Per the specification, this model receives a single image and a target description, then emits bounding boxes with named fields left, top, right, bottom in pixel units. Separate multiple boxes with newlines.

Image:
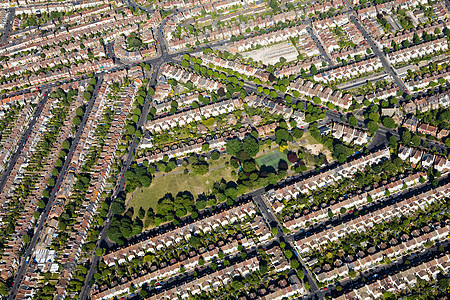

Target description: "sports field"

left=255, top=150, right=288, bottom=170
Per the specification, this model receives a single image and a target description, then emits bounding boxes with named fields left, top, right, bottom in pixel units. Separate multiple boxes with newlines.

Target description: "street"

left=4, top=0, right=448, bottom=299
left=1, top=8, right=15, bottom=44
left=0, top=91, right=49, bottom=194
left=341, top=0, right=408, bottom=93
left=9, top=75, right=105, bottom=300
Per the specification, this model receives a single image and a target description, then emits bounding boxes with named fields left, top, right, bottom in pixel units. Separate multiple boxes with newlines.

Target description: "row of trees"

left=124, top=164, right=152, bottom=193
left=107, top=194, right=144, bottom=245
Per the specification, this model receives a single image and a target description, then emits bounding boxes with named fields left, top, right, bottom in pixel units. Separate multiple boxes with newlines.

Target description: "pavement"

left=5, top=2, right=449, bottom=299
left=8, top=74, right=105, bottom=300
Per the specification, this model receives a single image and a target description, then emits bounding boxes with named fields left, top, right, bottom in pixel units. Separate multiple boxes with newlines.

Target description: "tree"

left=412, top=135, right=421, bottom=146
left=349, top=270, right=357, bottom=278
left=297, top=270, right=305, bottom=280
left=138, top=207, right=145, bottom=220
left=401, top=130, right=411, bottom=144
left=445, top=27, right=450, bottom=37
left=259, top=261, right=268, bottom=274
left=285, top=250, right=293, bottom=259
left=348, top=115, right=358, bottom=126
left=73, top=116, right=81, bottom=126
left=192, top=162, right=209, bottom=175
left=389, top=135, right=398, bottom=149
left=232, top=280, right=244, bottom=291
left=333, top=143, right=348, bottom=161
left=23, top=234, right=31, bottom=244
left=0, top=282, right=8, bottom=296
left=139, top=289, right=148, bottom=298
left=211, top=151, right=220, bottom=160
left=287, top=152, right=298, bottom=163
left=270, top=90, right=277, bottom=98
left=189, top=236, right=202, bottom=249
left=62, top=140, right=71, bottom=150
left=47, top=177, right=55, bottom=187
left=37, top=199, right=46, bottom=209
left=242, top=137, right=259, bottom=157
left=76, top=107, right=84, bottom=117
left=271, top=227, right=278, bottom=235
left=292, top=127, right=304, bottom=138
left=275, top=128, right=293, bottom=145
left=198, top=257, right=205, bottom=266
left=310, top=64, right=318, bottom=75
left=181, top=60, right=189, bottom=68
left=111, top=202, right=125, bottom=215
left=95, top=247, right=104, bottom=256
left=55, top=158, right=63, bottom=168
left=290, top=259, right=299, bottom=269
left=382, top=117, right=396, bottom=129
left=201, top=143, right=210, bottom=152
left=83, top=91, right=91, bottom=101
left=226, top=139, right=242, bottom=156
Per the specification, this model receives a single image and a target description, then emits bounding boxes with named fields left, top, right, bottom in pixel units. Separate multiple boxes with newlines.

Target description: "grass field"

left=126, top=155, right=236, bottom=214
left=255, top=150, right=288, bottom=170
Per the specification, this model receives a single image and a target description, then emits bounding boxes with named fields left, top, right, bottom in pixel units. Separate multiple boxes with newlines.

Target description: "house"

left=421, top=153, right=435, bottom=168
left=398, top=145, right=412, bottom=161
left=403, top=116, right=418, bottom=132
left=410, top=149, right=423, bottom=165
left=417, top=123, right=438, bottom=137
left=437, top=129, right=449, bottom=140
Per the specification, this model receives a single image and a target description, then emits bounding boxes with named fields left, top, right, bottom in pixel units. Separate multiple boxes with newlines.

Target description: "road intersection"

left=5, top=1, right=448, bottom=299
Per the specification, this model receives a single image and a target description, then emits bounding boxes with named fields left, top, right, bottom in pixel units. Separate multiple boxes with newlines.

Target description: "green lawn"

left=255, top=150, right=288, bottom=170
left=126, top=156, right=236, bottom=213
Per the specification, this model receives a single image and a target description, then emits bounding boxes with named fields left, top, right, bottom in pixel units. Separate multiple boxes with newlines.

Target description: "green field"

left=255, top=150, right=288, bottom=170
left=126, top=156, right=236, bottom=214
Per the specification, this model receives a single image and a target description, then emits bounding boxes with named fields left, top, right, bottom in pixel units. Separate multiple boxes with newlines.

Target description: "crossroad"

left=5, top=1, right=446, bottom=299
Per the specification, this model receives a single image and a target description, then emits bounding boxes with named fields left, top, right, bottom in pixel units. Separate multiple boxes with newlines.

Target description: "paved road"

left=306, top=25, right=334, bottom=67
left=78, top=68, right=160, bottom=300
left=8, top=1, right=443, bottom=298
left=78, top=12, right=167, bottom=296
left=252, top=192, right=323, bottom=298
left=341, top=1, right=408, bottom=93
left=0, top=91, right=49, bottom=194
left=8, top=74, right=105, bottom=299
left=1, top=8, right=15, bottom=43
left=281, top=174, right=450, bottom=300
left=336, top=69, right=388, bottom=90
